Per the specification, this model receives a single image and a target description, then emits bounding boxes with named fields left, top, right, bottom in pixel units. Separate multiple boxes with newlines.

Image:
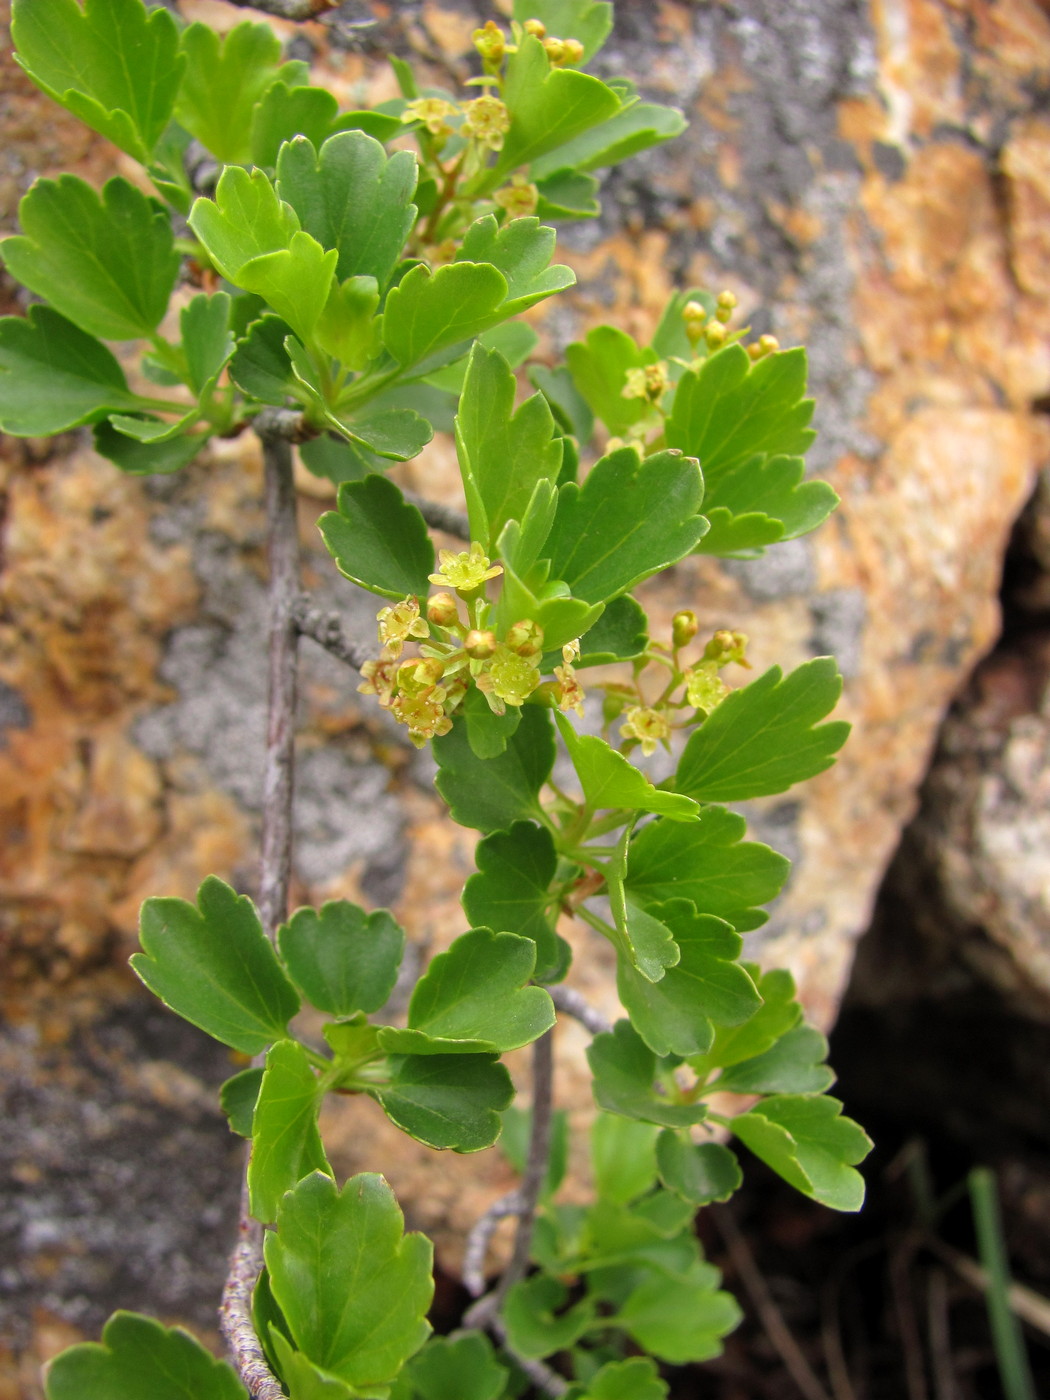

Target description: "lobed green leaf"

left=462, top=821, right=564, bottom=983
left=434, top=704, right=556, bottom=834
left=655, top=1132, right=742, bottom=1205
left=265, top=1172, right=433, bottom=1388
left=319, top=475, right=434, bottom=600
left=130, top=875, right=299, bottom=1054
left=588, top=1020, right=709, bottom=1128
left=731, top=1095, right=872, bottom=1212
left=248, top=1039, right=331, bottom=1224
left=43, top=1311, right=245, bottom=1400
left=279, top=901, right=404, bottom=1018
left=674, top=658, right=849, bottom=803
left=373, top=1053, right=513, bottom=1152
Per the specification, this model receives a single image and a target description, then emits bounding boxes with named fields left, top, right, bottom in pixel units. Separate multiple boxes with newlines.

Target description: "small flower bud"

left=562, top=38, right=585, bottom=63
left=705, top=322, right=727, bottom=349
left=715, top=289, right=737, bottom=324
left=682, top=299, right=708, bottom=346
left=758, top=333, right=780, bottom=357
left=427, top=592, right=460, bottom=627
left=703, top=629, right=749, bottom=667
left=398, top=656, right=445, bottom=693
left=464, top=628, right=497, bottom=660
left=473, top=20, right=507, bottom=67
left=524, top=18, right=546, bottom=37
left=672, top=609, right=698, bottom=648
left=622, top=361, right=671, bottom=403
left=504, top=618, right=545, bottom=658
left=543, top=36, right=568, bottom=64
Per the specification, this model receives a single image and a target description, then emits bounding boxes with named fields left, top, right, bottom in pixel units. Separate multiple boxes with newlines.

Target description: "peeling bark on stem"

left=219, top=431, right=301, bottom=1398
left=224, top=0, right=342, bottom=18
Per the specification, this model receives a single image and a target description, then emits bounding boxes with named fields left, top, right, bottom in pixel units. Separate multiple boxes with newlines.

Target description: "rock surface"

left=2, top=0, right=1050, bottom=1382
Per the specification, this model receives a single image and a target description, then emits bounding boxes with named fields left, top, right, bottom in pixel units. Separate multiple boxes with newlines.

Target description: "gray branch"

left=462, top=1191, right=523, bottom=1299
left=403, top=490, right=470, bottom=540
left=491, top=1316, right=568, bottom=1398
left=223, top=0, right=342, bottom=18
left=293, top=593, right=370, bottom=670
left=219, top=430, right=302, bottom=1396
left=465, top=1030, right=555, bottom=1329
left=545, top=984, right=612, bottom=1037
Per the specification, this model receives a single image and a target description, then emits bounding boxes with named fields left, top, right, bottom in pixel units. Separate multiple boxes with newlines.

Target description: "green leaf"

left=43, top=1311, right=246, bottom=1400
left=690, top=965, right=803, bottom=1074
left=617, top=901, right=761, bottom=1059
left=511, top=0, right=613, bottom=63
left=493, top=558, right=603, bottom=656
left=564, top=326, right=650, bottom=438
left=460, top=685, right=522, bottom=761
left=544, top=448, right=707, bottom=603
left=603, top=866, right=680, bottom=983
left=455, top=342, right=562, bottom=548
left=731, top=1095, right=872, bottom=1212
left=299, top=433, right=381, bottom=485
left=591, top=1113, right=659, bottom=1204
left=189, top=166, right=298, bottom=277
left=717, top=1025, right=836, bottom=1096
left=675, top=659, right=849, bottom=802
left=625, top=806, right=790, bottom=934
left=503, top=1276, right=596, bottom=1359
left=130, top=876, right=300, bottom=1054
left=495, top=35, right=621, bottom=176
left=697, top=454, right=839, bottom=558
left=456, top=216, right=574, bottom=319
left=177, top=21, right=306, bottom=166
left=572, top=594, right=647, bottom=667
left=12, top=0, right=183, bottom=164
left=221, top=1067, right=264, bottom=1139
left=228, top=316, right=297, bottom=406
left=616, top=1260, right=742, bottom=1363
left=535, top=170, right=601, bottom=222
left=578, top=1358, right=668, bottom=1400
left=530, top=362, right=595, bottom=442
left=426, top=320, right=539, bottom=397
left=336, top=407, right=432, bottom=462
left=666, top=345, right=816, bottom=491
left=234, top=234, right=337, bottom=345
left=381, top=262, right=508, bottom=371
left=277, top=132, right=418, bottom=290
left=532, top=101, right=686, bottom=178
left=651, top=287, right=711, bottom=362
left=279, top=901, right=404, bottom=1018
left=588, top=1021, right=708, bottom=1128
left=2, top=175, right=179, bottom=340
left=462, top=821, right=563, bottom=983
left=554, top=714, right=698, bottom=821
left=655, top=1132, right=741, bottom=1205
left=94, top=422, right=208, bottom=476
left=182, top=293, right=234, bottom=396
left=374, top=1053, right=513, bottom=1152
left=379, top=928, right=554, bottom=1055
left=0, top=307, right=140, bottom=435
left=314, top=274, right=381, bottom=369
left=266, top=1172, right=433, bottom=1387
left=248, top=1040, right=331, bottom=1224
left=319, top=475, right=434, bottom=600
left=251, top=84, right=340, bottom=169
left=403, top=1333, right=509, bottom=1400
left=269, top=1335, right=355, bottom=1400
left=434, top=705, right=555, bottom=834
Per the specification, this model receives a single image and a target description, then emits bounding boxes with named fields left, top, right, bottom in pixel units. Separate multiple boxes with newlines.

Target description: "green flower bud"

left=672, top=609, right=698, bottom=648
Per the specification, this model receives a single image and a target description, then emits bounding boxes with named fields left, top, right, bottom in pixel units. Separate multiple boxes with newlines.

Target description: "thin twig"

left=924, top=1236, right=1050, bottom=1339
left=890, top=1236, right=930, bottom=1400
left=293, top=593, right=370, bottom=670
left=465, top=1030, right=555, bottom=1329
left=463, top=1192, right=523, bottom=1298
left=257, top=434, right=301, bottom=941
left=219, top=1183, right=286, bottom=1400
left=926, top=1267, right=957, bottom=1400
left=490, top=1315, right=569, bottom=1398
left=544, top=984, right=612, bottom=1037
left=713, top=1207, right=833, bottom=1400
left=403, top=490, right=470, bottom=540
left=219, top=429, right=302, bottom=1397
left=224, top=0, right=341, bottom=18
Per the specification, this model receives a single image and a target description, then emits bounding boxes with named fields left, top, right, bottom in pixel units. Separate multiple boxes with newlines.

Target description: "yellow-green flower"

left=461, top=95, right=511, bottom=151
left=621, top=704, right=671, bottom=756
left=429, top=542, right=503, bottom=593
left=402, top=97, right=457, bottom=138
left=478, top=644, right=541, bottom=711
left=392, top=687, right=453, bottom=747
left=686, top=661, right=729, bottom=714
left=555, top=661, right=585, bottom=717
left=622, top=361, right=670, bottom=403
left=494, top=175, right=539, bottom=218
left=376, top=597, right=429, bottom=657
left=357, top=656, right=398, bottom=707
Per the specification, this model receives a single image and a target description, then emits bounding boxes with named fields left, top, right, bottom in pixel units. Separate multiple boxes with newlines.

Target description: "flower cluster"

left=357, top=543, right=585, bottom=745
